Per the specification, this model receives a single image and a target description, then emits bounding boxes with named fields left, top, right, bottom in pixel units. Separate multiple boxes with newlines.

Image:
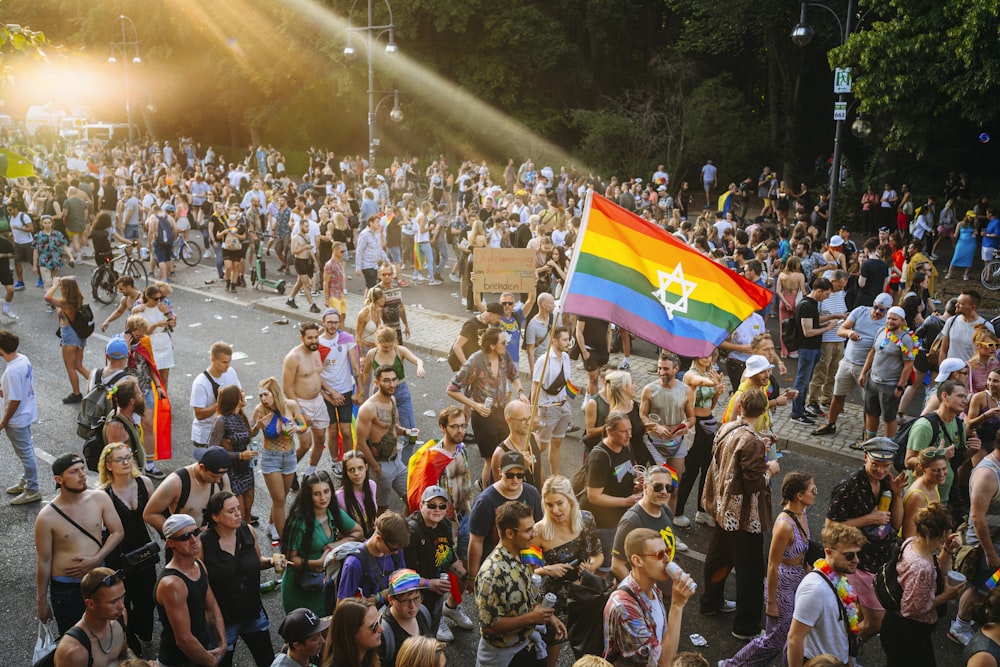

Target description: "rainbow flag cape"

left=133, top=336, right=171, bottom=461
left=565, top=379, right=580, bottom=399
left=406, top=439, right=453, bottom=513
left=520, top=545, right=544, bottom=567
left=335, top=402, right=359, bottom=459
left=559, top=193, right=772, bottom=357
left=987, top=568, right=1000, bottom=590
left=414, top=239, right=427, bottom=271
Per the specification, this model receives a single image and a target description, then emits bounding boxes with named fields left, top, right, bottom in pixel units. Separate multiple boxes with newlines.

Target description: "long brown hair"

left=60, top=277, right=84, bottom=316
left=322, top=598, right=380, bottom=667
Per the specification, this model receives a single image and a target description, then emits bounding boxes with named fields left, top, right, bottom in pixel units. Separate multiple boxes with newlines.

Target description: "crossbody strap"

left=50, top=503, right=103, bottom=548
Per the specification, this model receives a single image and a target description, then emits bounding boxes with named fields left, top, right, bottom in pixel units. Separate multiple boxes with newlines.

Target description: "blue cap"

left=106, top=337, right=129, bottom=360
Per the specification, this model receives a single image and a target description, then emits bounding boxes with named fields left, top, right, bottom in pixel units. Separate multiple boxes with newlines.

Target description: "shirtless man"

left=142, top=445, right=232, bottom=536
left=318, top=308, right=361, bottom=459
left=34, top=453, right=124, bottom=635
left=282, top=322, right=334, bottom=478
left=54, top=567, right=134, bottom=666
left=99, top=275, right=140, bottom=333
left=355, top=365, right=409, bottom=514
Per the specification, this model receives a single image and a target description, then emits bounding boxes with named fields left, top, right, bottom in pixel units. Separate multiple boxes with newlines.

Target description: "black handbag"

left=297, top=569, right=325, bottom=591
left=566, top=571, right=614, bottom=659
left=782, top=509, right=824, bottom=564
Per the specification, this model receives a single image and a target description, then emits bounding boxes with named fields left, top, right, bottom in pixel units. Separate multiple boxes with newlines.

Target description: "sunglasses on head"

left=83, top=568, right=125, bottom=599
left=504, top=471, right=525, bottom=480
left=169, top=528, right=201, bottom=542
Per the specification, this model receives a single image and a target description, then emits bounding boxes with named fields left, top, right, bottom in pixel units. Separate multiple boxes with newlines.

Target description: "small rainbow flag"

left=664, top=464, right=679, bottom=491
left=565, top=379, right=580, bottom=399
left=559, top=193, right=773, bottom=357
left=987, top=568, right=1000, bottom=590
left=520, top=545, right=544, bottom=568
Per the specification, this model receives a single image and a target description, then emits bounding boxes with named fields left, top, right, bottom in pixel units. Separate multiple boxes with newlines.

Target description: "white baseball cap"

left=935, top=358, right=967, bottom=383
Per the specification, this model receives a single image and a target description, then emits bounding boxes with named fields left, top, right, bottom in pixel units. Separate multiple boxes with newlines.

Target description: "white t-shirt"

left=318, top=332, right=357, bottom=393
left=533, top=350, right=571, bottom=405
left=729, top=313, right=766, bottom=362
left=945, top=315, right=993, bottom=363
left=792, top=571, right=850, bottom=664
left=189, top=367, right=241, bottom=444
left=2, top=354, right=37, bottom=428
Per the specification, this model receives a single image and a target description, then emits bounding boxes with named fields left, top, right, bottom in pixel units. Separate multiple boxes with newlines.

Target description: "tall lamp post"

left=109, top=14, right=141, bottom=143
left=344, top=0, right=402, bottom=169
left=791, top=0, right=860, bottom=239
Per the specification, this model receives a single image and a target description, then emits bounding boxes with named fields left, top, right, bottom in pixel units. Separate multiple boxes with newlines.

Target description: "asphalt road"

left=0, top=253, right=965, bottom=666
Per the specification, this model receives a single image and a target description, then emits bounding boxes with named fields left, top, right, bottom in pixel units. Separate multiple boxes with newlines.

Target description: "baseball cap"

left=887, top=306, right=906, bottom=320
left=194, top=446, right=230, bottom=474
left=935, top=358, right=967, bottom=383
left=862, top=437, right=897, bottom=462
left=829, top=235, right=844, bottom=247
left=278, top=608, right=331, bottom=645
left=52, top=452, right=85, bottom=476
left=873, top=293, right=894, bottom=308
left=105, top=336, right=129, bottom=360
left=162, top=513, right=197, bottom=539
left=743, top=354, right=774, bottom=378
left=421, top=485, right=450, bottom=503
left=163, top=204, right=176, bottom=213
left=388, top=569, right=428, bottom=597
left=500, top=450, right=526, bottom=473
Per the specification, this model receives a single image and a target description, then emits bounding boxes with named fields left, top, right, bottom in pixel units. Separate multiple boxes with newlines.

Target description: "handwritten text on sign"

left=473, top=248, right=536, bottom=293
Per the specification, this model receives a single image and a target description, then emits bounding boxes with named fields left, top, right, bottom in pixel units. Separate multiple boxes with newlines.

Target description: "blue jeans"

left=433, top=237, right=448, bottom=276
left=416, top=241, right=433, bottom=279
left=51, top=577, right=86, bottom=636
left=6, top=423, right=38, bottom=492
left=791, top=348, right=822, bottom=417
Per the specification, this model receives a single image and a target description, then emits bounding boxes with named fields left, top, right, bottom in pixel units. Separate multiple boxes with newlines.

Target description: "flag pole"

left=555, top=189, right=594, bottom=313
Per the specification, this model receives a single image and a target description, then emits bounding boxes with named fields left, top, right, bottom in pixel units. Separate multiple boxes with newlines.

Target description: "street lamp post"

left=109, top=14, right=141, bottom=143
left=345, top=0, right=401, bottom=169
left=791, top=0, right=855, bottom=239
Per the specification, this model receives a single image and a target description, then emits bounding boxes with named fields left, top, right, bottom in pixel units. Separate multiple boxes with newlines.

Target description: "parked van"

left=81, top=123, right=137, bottom=144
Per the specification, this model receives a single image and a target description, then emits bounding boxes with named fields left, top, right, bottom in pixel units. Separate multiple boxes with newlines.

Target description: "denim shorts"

left=59, top=324, right=86, bottom=349
left=386, top=246, right=402, bottom=264
left=260, top=448, right=296, bottom=475
left=225, top=608, right=269, bottom=650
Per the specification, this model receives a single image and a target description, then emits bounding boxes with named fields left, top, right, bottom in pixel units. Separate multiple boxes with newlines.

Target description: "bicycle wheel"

left=982, top=261, right=1000, bottom=291
left=125, top=258, right=149, bottom=289
left=179, top=240, right=202, bottom=266
left=91, top=266, right=117, bottom=304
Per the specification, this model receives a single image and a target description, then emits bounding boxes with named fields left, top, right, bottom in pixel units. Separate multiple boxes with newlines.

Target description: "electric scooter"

left=250, top=234, right=286, bottom=295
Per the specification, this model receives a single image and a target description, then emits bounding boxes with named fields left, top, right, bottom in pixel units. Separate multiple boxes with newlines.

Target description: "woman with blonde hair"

left=604, top=369, right=652, bottom=467
left=899, top=448, right=947, bottom=539
left=394, top=636, right=445, bottom=667
left=531, top=475, right=603, bottom=667
left=98, top=442, right=155, bottom=655
left=355, top=286, right=385, bottom=358
left=45, top=276, right=91, bottom=403
left=251, top=376, right=307, bottom=544
left=967, top=324, right=1000, bottom=394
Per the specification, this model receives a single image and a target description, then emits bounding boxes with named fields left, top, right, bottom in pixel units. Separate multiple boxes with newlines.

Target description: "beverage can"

left=484, top=397, right=494, bottom=411
left=540, top=593, right=557, bottom=609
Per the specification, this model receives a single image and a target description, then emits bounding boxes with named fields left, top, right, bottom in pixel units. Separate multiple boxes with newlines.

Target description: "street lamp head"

left=385, top=42, right=397, bottom=54
left=851, top=117, right=872, bottom=139
left=790, top=22, right=815, bottom=47
left=343, top=45, right=357, bottom=60
left=389, top=106, right=403, bottom=123
left=132, top=56, right=142, bottom=64
left=108, top=56, right=117, bottom=64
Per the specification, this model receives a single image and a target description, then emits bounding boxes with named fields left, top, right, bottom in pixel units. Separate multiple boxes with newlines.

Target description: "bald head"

left=537, top=292, right=555, bottom=312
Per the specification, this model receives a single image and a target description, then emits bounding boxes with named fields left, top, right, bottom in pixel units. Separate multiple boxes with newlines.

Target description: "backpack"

left=77, top=368, right=129, bottom=439
left=780, top=317, right=799, bottom=353
left=33, top=621, right=122, bottom=667
left=873, top=540, right=906, bottom=612
left=320, top=541, right=368, bottom=614
left=379, top=605, right=432, bottom=660
left=891, top=413, right=964, bottom=473
left=69, top=304, right=95, bottom=340
left=156, top=214, right=175, bottom=247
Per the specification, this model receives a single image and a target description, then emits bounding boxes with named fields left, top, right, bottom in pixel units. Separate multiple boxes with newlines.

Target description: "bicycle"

left=172, top=236, right=203, bottom=267
left=982, top=248, right=1000, bottom=291
left=91, top=242, right=150, bottom=304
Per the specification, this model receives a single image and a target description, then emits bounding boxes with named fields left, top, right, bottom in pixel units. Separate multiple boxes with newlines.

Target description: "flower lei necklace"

left=878, top=326, right=914, bottom=354
left=813, top=558, right=860, bottom=635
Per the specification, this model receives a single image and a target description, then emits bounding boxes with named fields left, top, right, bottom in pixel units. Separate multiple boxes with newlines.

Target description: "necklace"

left=813, top=558, right=860, bottom=635
left=83, top=618, right=113, bottom=654
left=113, top=480, right=137, bottom=510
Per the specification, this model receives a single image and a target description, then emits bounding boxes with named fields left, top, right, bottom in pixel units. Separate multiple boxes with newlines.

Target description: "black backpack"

left=156, top=214, right=175, bottom=247
left=874, top=540, right=905, bottom=612
left=780, top=317, right=799, bottom=353
left=891, top=413, right=964, bottom=473
left=69, top=304, right=95, bottom=340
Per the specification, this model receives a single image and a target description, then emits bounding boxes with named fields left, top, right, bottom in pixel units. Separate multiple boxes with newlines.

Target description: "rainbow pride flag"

left=565, top=379, right=580, bottom=399
left=520, top=545, right=544, bottom=567
left=987, top=568, right=1000, bottom=590
left=559, top=193, right=772, bottom=357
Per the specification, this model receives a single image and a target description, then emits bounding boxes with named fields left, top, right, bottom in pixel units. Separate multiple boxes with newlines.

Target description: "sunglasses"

left=501, top=301, right=514, bottom=306
left=642, top=549, right=670, bottom=561
left=983, top=342, right=1000, bottom=349
left=504, top=472, right=525, bottom=480
left=169, top=528, right=201, bottom=542
left=368, top=619, right=383, bottom=634
left=834, top=549, right=860, bottom=561
left=873, top=307, right=888, bottom=314
left=425, top=502, right=448, bottom=510
left=650, top=483, right=672, bottom=494
left=83, top=568, right=125, bottom=599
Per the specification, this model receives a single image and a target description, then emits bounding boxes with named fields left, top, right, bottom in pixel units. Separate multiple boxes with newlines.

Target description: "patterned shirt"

left=447, top=350, right=518, bottom=405
left=827, top=468, right=894, bottom=573
left=476, top=543, right=535, bottom=649
left=275, top=207, right=291, bottom=239
left=604, top=575, right=664, bottom=666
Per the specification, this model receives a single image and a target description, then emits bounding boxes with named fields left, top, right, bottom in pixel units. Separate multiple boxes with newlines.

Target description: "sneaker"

left=286, top=299, right=298, bottom=309
left=443, top=604, right=474, bottom=629
left=791, top=415, right=816, bottom=425
left=449, top=273, right=461, bottom=283
left=12, top=281, right=24, bottom=291
left=805, top=403, right=826, bottom=417
left=145, top=465, right=166, bottom=480
left=2, top=306, right=16, bottom=320
left=732, top=629, right=763, bottom=641
left=675, top=538, right=689, bottom=552
left=949, top=619, right=975, bottom=646
left=436, top=619, right=455, bottom=642
left=36, top=278, right=44, bottom=288
left=428, top=279, right=443, bottom=286
left=702, top=600, right=738, bottom=616
left=62, top=392, right=83, bottom=404
left=695, top=511, right=717, bottom=527
left=566, top=424, right=581, bottom=433
left=673, top=514, right=691, bottom=528
left=309, top=303, right=320, bottom=313
left=268, top=523, right=279, bottom=542
left=619, top=358, right=630, bottom=370
left=6, top=480, right=24, bottom=495
left=397, top=279, right=410, bottom=287
left=10, top=489, right=41, bottom=505
left=811, top=422, right=837, bottom=436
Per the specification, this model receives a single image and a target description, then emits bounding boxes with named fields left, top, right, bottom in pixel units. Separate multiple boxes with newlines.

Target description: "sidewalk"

left=243, top=288, right=868, bottom=468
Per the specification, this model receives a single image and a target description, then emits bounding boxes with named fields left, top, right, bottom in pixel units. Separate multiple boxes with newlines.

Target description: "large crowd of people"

left=6, top=135, right=1000, bottom=667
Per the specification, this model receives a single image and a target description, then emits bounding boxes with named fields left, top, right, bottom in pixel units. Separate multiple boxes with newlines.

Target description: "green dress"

left=281, top=507, right=357, bottom=614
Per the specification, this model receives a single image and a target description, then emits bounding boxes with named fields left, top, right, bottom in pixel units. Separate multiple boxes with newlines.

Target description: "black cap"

left=52, top=453, right=85, bottom=476
left=500, top=450, right=526, bottom=473
left=278, top=608, right=331, bottom=644
left=194, top=446, right=230, bottom=473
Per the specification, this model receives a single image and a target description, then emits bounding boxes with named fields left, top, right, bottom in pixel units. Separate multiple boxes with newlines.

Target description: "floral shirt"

left=604, top=575, right=664, bottom=666
left=477, top=543, right=535, bottom=649
left=34, top=230, right=68, bottom=270
left=827, top=468, right=894, bottom=573
left=324, top=257, right=346, bottom=301
left=448, top=350, right=518, bottom=405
